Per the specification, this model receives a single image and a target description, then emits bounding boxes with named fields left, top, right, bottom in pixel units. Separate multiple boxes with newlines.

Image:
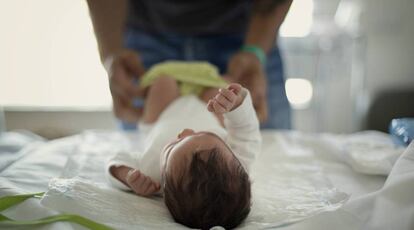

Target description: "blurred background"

left=1, top=0, right=413, bottom=139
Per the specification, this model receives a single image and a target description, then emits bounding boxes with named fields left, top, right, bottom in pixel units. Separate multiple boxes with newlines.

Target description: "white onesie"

left=106, top=89, right=261, bottom=191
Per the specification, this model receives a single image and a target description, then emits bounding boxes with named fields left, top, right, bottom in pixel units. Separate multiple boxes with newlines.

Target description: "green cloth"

left=0, top=193, right=113, bottom=230
left=140, top=61, right=228, bottom=96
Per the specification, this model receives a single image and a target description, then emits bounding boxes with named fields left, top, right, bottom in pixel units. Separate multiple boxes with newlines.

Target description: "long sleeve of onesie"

left=223, top=89, right=262, bottom=173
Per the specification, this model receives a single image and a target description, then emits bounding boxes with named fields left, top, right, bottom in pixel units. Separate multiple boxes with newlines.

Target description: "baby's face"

left=160, top=129, right=234, bottom=183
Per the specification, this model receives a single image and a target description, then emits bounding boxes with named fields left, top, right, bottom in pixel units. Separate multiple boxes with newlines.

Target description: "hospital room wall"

left=283, top=0, right=356, bottom=133
left=357, top=0, right=414, bottom=130
left=362, top=0, right=414, bottom=94
left=288, top=0, right=414, bottom=133
left=4, top=110, right=116, bottom=139
left=2, top=0, right=414, bottom=137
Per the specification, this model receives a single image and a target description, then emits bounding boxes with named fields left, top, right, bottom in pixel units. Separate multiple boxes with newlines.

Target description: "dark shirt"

left=127, top=0, right=251, bottom=35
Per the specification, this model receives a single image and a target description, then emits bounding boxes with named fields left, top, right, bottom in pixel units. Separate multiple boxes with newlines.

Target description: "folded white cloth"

left=319, top=131, right=404, bottom=175
left=279, top=141, right=414, bottom=230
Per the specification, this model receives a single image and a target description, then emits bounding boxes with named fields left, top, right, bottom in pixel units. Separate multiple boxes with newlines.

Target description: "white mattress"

left=0, top=130, right=412, bottom=230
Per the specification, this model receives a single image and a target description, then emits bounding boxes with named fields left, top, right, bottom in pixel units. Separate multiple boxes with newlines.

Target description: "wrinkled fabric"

left=42, top=131, right=348, bottom=229
left=2, top=131, right=409, bottom=229
left=140, top=61, right=228, bottom=96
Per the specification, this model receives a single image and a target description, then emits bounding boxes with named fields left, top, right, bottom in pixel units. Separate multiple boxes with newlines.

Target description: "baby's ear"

left=228, top=83, right=242, bottom=95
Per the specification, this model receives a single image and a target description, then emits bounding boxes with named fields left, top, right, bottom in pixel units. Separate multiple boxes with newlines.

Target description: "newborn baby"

left=106, top=76, right=261, bottom=229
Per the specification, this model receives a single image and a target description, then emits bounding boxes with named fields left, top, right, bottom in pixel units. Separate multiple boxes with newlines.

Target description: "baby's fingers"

left=126, top=170, right=148, bottom=195
left=219, top=88, right=237, bottom=103
left=143, top=181, right=160, bottom=195
left=215, top=93, right=233, bottom=111
left=207, top=100, right=214, bottom=112
left=139, top=177, right=160, bottom=196
left=129, top=174, right=160, bottom=196
left=227, top=83, right=242, bottom=95
left=126, top=169, right=141, bottom=184
left=212, top=100, right=227, bottom=113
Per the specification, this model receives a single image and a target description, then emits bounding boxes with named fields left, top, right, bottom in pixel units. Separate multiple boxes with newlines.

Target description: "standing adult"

left=87, top=0, right=292, bottom=129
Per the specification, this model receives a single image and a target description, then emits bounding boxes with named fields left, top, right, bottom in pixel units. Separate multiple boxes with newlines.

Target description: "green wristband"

left=240, top=45, right=267, bottom=66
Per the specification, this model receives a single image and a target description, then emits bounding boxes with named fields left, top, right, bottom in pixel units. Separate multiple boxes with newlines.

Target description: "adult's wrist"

left=103, top=55, right=115, bottom=73
left=101, top=44, right=127, bottom=68
left=240, top=45, right=267, bottom=66
left=102, top=49, right=126, bottom=73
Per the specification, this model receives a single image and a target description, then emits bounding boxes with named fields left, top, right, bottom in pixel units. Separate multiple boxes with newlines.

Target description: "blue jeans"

left=121, top=28, right=291, bottom=129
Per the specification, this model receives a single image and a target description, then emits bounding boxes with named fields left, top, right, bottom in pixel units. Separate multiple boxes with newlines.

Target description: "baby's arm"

left=207, top=83, right=261, bottom=172
left=106, top=151, right=160, bottom=197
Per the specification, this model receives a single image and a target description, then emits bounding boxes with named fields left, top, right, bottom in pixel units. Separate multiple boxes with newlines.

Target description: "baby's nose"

left=178, top=129, right=195, bottom=138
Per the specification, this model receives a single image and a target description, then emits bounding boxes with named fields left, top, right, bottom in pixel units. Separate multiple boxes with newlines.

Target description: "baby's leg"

left=200, top=88, right=225, bottom=127
left=142, top=76, right=179, bottom=124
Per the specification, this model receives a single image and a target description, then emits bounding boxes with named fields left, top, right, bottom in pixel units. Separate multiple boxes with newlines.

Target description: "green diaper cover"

left=140, top=61, right=228, bottom=96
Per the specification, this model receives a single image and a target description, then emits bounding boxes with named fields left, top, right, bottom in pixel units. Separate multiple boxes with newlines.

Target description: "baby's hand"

left=207, top=83, right=244, bottom=114
left=126, top=169, right=161, bottom=197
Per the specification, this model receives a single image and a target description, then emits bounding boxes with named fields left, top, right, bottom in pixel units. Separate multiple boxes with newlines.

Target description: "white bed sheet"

left=0, top=130, right=411, bottom=230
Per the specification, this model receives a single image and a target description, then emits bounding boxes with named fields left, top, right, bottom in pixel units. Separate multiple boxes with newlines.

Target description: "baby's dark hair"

left=164, top=147, right=251, bottom=230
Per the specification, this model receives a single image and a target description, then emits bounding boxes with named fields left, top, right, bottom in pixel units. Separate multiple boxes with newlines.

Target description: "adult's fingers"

left=113, top=96, right=142, bottom=122
left=121, top=50, right=146, bottom=98
left=121, top=50, right=146, bottom=77
left=111, top=61, right=144, bottom=98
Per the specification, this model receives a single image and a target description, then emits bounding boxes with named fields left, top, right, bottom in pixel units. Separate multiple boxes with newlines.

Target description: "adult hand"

left=104, top=49, right=146, bottom=123
left=226, top=52, right=268, bottom=123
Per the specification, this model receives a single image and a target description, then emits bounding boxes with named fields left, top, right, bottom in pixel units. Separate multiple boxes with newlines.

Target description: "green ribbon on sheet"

left=0, top=192, right=113, bottom=230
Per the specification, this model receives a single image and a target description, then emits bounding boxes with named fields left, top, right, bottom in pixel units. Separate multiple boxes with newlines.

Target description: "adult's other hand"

left=226, top=52, right=268, bottom=123
left=104, top=49, right=146, bottom=123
